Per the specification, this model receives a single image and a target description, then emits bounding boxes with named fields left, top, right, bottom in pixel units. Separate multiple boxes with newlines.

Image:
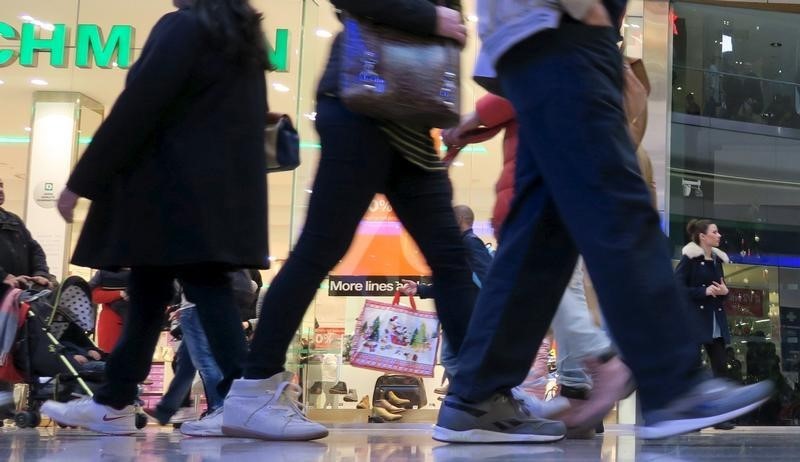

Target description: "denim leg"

left=178, top=306, right=224, bottom=410
left=439, top=334, right=458, bottom=379
left=552, top=261, right=612, bottom=389
left=385, top=157, right=477, bottom=362
left=243, top=97, right=394, bottom=379
left=157, top=341, right=197, bottom=415
left=179, top=266, right=247, bottom=402
left=451, top=24, right=702, bottom=412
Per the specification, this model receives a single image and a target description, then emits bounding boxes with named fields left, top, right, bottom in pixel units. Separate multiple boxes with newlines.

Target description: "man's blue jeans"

left=158, top=305, right=224, bottom=416
left=450, top=22, right=702, bottom=413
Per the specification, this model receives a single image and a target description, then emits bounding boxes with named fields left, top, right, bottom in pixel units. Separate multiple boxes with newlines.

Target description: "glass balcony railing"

left=672, top=65, right=800, bottom=133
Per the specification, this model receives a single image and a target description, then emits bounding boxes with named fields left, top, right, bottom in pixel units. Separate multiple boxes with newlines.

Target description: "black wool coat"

left=674, top=242, right=731, bottom=345
left=67, top=9, right=268, bottom=269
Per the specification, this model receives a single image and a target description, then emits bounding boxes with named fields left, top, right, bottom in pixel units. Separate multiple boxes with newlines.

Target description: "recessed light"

left=24, top=127, right=31, bottom=132
left=30, top=79, right=48, bottom=86
left=315, top=29, right=332, bottom=38
left=272, top=83, right=290, bottom=93
left=0, top=79, right=4, bottom=85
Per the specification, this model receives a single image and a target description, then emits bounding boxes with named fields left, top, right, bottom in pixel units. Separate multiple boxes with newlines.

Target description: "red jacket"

left=455, top=94, right=518, bottom=237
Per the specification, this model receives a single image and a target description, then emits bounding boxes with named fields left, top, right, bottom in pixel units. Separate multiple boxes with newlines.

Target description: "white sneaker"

left=222, top=372, right=329, bottom=441
left=41, top=398, right=137, bottom=435
left=170, top=407, right=200, bottom=424
left=181, top=407, right=224, bottom=437
left=511, top=387, right=570, bottom=419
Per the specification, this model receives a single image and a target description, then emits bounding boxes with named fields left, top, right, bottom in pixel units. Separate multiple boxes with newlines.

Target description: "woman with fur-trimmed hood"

left=674, top=219, right=731, bottom=377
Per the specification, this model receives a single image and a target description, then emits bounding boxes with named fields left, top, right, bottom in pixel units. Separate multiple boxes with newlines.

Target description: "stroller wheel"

left=15, top=411, right=41, bottom=429
left=135, top=413, right=148, bottom=429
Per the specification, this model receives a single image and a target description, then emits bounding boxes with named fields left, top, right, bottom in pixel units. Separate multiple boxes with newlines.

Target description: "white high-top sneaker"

left=222, top=372, right=329, bottom=441
left=41, top=398, right=137, bottom=435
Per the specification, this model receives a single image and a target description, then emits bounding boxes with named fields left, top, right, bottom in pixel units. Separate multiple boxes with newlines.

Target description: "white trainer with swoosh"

left=41, top=398, right=137, bottom=435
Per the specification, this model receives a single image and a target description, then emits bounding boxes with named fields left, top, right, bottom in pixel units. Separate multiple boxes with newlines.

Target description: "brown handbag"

left=338, top=11, right=461, bottom=128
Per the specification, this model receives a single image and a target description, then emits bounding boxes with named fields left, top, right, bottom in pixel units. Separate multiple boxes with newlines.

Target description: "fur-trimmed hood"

left=682, top=242, right=730, bottom=263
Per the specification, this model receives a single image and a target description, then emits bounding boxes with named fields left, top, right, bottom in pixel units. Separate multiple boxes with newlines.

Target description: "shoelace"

left=275, top=382, right=312, bottom=422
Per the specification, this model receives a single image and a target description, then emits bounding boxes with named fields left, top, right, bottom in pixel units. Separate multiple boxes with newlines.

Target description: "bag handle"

left=392, top=291, right=417, bottom=311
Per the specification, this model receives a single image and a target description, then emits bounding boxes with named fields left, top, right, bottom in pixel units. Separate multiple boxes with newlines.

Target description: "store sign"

left=314, top=327, right=344, bottom=351
left=0, top=21, right=290, bottom=72
left=328, top=276, right=432, bottom=297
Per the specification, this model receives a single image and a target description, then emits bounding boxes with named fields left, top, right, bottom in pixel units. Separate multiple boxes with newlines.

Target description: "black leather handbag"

left=265, top=113, right=300, bottom=173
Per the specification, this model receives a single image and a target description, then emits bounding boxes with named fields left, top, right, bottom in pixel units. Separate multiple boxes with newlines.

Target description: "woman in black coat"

left=47, top=0, right=270, bottom=435
left=674, top=219, right=734, bottom=399
left=198, top=0, right=481, bottom=442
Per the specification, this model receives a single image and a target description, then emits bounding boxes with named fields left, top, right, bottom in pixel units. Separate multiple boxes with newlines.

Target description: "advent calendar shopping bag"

left=350, top=292, right=440, bottom=377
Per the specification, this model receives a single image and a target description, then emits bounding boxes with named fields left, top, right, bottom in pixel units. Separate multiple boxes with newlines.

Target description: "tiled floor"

left=1, top=424, right=799, bottom=461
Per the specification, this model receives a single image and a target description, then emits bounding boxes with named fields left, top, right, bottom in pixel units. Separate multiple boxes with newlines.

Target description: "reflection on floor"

left=1, top=424, right=799, bottom=461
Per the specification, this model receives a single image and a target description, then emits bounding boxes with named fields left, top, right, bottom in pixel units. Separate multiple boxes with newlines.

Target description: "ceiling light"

left=0, top=80, right=4, bottom=85
left=315, top=29, right=333, bottom=38
left=272, top=83, right=290, bottom=92
left=24, top=127, right=31, bottom=132
left=30, top=79, right=48, bottom=86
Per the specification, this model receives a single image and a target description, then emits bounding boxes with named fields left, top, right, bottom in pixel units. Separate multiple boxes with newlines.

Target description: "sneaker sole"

left=637, top=397, right=769, bottom=440
left=50, top=416, right=137, bottom=435
left=180, top=427, right=226, bottom=437
left=432, top=425, right=565, bottom=444
left=222, top=424, right=329, bottom=441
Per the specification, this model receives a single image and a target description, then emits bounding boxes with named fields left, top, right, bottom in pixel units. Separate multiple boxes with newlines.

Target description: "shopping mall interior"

left=1, top=0, right=800, bottom=460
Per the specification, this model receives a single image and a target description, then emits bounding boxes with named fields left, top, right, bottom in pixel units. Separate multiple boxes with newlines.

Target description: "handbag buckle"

left=358, top=51, right=385, bottom=93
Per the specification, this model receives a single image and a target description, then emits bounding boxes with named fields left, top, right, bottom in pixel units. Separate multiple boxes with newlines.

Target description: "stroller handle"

left=19, top=289, right=53, bottom=304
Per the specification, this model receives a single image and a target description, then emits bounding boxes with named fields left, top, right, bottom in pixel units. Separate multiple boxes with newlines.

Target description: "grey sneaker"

left=510, top=387, right=570, bottom=419
left=433, top=392, right=566, bottom=443
left=638, top=378, right=774, bottom=439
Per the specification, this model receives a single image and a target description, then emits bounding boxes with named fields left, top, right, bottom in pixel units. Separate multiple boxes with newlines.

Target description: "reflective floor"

left=1, top=424, right=799, bottom=461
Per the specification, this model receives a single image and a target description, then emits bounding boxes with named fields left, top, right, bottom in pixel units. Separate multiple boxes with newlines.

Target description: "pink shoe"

left=559, top=355, right=636, bottom=432
left=519, top=337, right=552, bottom=400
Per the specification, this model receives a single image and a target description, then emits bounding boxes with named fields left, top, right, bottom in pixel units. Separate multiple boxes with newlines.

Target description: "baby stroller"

left=1, top=276, right=147, bottom=429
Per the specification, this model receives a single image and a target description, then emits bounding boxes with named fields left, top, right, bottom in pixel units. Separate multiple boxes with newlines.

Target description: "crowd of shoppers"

left=8, top=0, right=772, bottom=447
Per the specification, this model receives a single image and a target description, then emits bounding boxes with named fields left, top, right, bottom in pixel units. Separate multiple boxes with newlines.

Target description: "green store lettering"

left=0, top=22, right=290, bottom=72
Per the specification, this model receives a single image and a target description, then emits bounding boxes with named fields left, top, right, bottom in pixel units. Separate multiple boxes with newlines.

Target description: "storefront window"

left=0, top=0, right=504, bottom=417
left=670, top=1, right=800, bottom=425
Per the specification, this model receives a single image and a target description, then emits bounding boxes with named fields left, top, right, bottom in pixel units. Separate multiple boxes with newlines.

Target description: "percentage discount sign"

left=314, top=327, right=345, bottom=350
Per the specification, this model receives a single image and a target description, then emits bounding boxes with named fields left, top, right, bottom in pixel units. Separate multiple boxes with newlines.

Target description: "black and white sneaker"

left=433, top=392, right=566, bottom=444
